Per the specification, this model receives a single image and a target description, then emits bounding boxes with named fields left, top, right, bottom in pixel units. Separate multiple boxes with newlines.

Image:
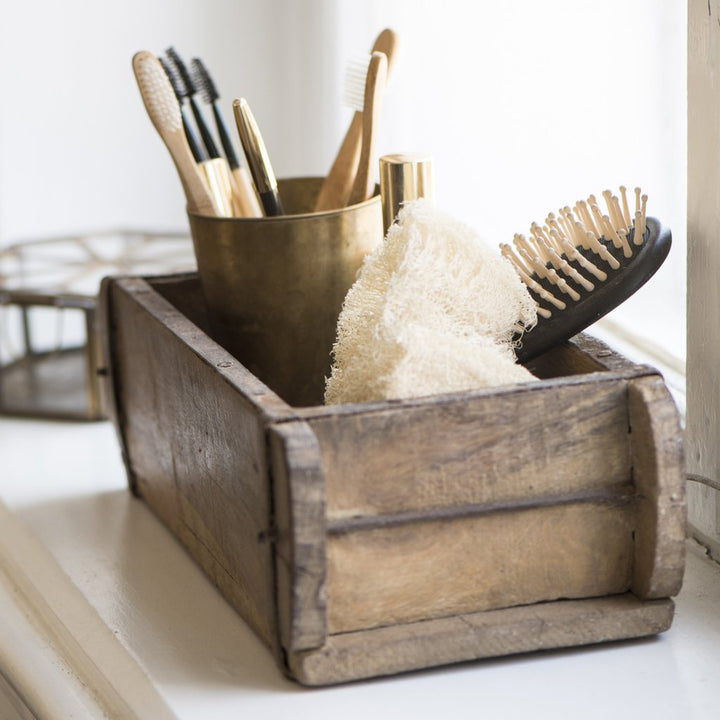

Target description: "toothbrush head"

left=165, top=46, right=197, bottom=98
left=343, top=54, right=374, bottom=112
left=191, top=57, right=219, bottom=104
left=158, top=56, right=186, bottom=105
left=133, top=51, right=182, bottom=134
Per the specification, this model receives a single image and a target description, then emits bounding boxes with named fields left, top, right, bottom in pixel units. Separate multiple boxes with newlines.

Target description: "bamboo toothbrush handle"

left=176, top=151, right=218, bottom=216
left=314, top=29, right=398, bottom=212
left=199, top=157, right=235, bottom=217
left=348, top=52, right=388, bottom=206
left=231, top=166, right=263, bottom=217
left=314, top=112, right=363, bottom=211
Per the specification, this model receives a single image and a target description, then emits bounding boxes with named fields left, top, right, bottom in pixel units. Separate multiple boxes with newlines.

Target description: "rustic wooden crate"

left=99, top=272, right=686, bottom=686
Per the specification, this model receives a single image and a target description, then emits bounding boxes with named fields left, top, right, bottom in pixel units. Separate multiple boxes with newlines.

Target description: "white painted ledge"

left=1, top=412, right=720, bottom=718
left=0, top=499, right=176, bottom=720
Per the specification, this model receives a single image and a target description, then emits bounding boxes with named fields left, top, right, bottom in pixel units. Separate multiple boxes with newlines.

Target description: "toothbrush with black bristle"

left=158, top=56, right=206, bottom=164
left=165, top=46, right=235, bottom=216
left=190, top=56, right=262, bottom=217
left=165, top=47, right=220, bottom=160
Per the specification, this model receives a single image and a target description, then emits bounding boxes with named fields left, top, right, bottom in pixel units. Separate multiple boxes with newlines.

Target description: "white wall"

left=0, top=0, right=686, bottom=356
left=0, top=0, right=344, bottom=240
left=338, top=0, right=686, bottom=359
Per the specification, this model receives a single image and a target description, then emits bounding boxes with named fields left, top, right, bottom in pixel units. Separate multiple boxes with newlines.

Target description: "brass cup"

left=188, top=177, right=382, bottom=407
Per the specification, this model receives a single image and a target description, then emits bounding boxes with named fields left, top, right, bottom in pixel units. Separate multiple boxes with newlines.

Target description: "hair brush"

left=500, top=186, right=671, bottom=363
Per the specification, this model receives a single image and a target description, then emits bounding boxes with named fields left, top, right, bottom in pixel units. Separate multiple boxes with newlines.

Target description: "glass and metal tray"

left=0, top=230, right=195, bottom=420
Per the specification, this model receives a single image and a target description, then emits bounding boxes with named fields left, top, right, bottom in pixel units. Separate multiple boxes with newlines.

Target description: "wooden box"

left=99, top=272, right=686, bottom=686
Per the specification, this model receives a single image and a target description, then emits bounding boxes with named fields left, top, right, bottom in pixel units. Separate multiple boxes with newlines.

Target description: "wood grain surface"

left=326, top=501, right=635, bottom=633
left=270, top=421, right=327, bottom=652
left=307, top=378, right=633, bottom=520
left=289, top=594, right=675, bottom=686
left=101, top=276, right=291, bottom=647
left=628, top=376, right=686, bottom=598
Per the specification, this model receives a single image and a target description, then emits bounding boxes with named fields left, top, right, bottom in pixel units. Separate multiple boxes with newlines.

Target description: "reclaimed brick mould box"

left=99, top=271, right=686, bottom=686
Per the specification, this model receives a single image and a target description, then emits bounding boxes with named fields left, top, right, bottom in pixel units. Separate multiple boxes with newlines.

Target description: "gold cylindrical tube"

left=379, top=153, right=435, bottom=235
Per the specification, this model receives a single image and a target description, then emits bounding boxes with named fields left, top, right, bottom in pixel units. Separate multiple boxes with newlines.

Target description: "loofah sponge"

left=324, top=199, right=538, bottom=405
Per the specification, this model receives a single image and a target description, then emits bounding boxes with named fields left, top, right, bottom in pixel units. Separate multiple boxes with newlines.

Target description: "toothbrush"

left=347, top=51, right=388, bottom=206
left=500, top=186, right=672, bottom=363
left=190, top=57, right=263, bottom=217
left=132, top=50, right=217, bottom=216
left=165, top=47, right=235, bottom=217
left=165, top=47, right=220, bottom=160
left=158, top=56, right=206, bottom=164
left=315, top=29, right=398, bottom=212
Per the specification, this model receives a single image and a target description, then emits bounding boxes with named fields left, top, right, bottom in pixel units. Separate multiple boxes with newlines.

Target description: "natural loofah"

left=324, top=199, right=538, bottom=405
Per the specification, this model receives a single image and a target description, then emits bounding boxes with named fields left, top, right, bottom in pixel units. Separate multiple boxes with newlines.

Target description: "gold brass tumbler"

left=188, top=177, right=382, bottom=406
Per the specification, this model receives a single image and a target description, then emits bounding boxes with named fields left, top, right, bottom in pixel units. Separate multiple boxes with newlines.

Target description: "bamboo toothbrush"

left=190, top=57, right=262, bottom=217
left=315, top=29, right=398, bottom=211
left=346, top=51, right=388, bottom=206
left=165, top=47, right=235, bottom=217
left=132, top=51, right=217, bottom=216
left=500, top=186, right=671, bottom=363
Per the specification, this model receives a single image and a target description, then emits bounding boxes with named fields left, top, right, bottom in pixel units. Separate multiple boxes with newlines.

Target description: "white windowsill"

left=1, top=391, right=720, bottom=719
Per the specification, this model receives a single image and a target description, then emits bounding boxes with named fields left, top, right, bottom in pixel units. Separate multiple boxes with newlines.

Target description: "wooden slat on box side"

left=103, top=277, right=287, bottom=648
left=269, top=422, right=327, bottom=653
left=289, top=595, right=674, bottom=686
left=628, top=376, right=687, bottom=599
left=325, top=499, right=635, bottom=634
left=307, top=377, right=634, bottom=520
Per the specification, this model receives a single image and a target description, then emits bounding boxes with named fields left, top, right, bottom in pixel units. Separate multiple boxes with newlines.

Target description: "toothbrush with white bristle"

left=347, top=51, right=388, bottom=206
left=315, top=29, right=398, bottom=211
left=158, top=56, right=206, bottom=164
left=132, top=50, right=217, bottom=216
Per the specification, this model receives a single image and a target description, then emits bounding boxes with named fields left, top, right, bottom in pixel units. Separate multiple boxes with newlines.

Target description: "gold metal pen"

left=233, top=98, right=284, bottom=216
